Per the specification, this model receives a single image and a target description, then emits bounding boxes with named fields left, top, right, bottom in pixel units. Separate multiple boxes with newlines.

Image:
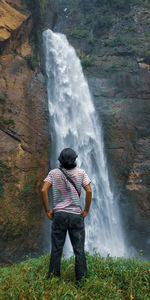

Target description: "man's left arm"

left=41, top=181, right=53, bottom=220
left=82, top=184, right=92, bottom=218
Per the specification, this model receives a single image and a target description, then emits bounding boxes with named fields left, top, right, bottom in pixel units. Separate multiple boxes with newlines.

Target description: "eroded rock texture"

left=0, top=0, right=56, bottom=265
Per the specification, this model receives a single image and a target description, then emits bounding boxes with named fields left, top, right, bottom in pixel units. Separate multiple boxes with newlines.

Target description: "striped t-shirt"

left=44, top=167, right=91, bottom=214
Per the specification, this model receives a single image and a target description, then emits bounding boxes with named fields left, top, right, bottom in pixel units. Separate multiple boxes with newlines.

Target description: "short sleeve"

left=82, top=170, right=91, bottom=187
left=44, top=170, right=53, bottom=184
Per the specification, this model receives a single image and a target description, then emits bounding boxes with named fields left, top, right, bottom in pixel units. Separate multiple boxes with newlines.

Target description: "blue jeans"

left=49, top=212, right=87, bottom=281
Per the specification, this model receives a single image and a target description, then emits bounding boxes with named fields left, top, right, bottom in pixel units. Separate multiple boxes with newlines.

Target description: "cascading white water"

left=43, top=29, right=127, bottom=257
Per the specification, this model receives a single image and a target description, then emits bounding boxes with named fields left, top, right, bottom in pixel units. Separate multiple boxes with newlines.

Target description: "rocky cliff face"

left=56, top=0, right=150, bottom=257
left=1, top=0, right=149, bottom=263
left=0, top=0, right=57, bottom=265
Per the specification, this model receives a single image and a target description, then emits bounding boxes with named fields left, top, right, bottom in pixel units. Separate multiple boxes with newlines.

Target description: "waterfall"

left=43, top=29, right=127, bottom=257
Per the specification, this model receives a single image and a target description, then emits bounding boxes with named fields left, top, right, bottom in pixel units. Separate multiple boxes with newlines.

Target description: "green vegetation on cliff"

left=0, top=161, right=12, bottom=198
left=21, top=0, right=47, bottom=64
left=0, top=253, right=149, bottom=299
left=71, top=26, right=88, bottom=38
left=83, top=0, right=147, bottom=38
left=59, top=0, right=150, bottom=72
left=0, top=94, right=15, bottom=131
left=81, top=55, right=95, bottom=69
left=24, top=0, right=46, bottom=15
left=108, top=0, right=143, bottom=9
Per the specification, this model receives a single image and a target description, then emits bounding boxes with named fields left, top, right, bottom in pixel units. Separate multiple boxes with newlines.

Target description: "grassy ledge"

left=0, top=253, right=149, bottom=299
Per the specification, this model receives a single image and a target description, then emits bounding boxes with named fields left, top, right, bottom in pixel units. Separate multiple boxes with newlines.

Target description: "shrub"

left=109, top=0, right=142, bottom=10
left=22, top=0, right=47, bottom=60
left=143, top=48, right=150, bottom=64
left=0, top=183, right=4, bottom=196
left=88, top=39, right=96, bottom=47
left=58, top=0, right=81, bottom=15
left=19, top=171, right=37, bottom=200
left=25, top=56, right=37, bottom=71
left=0, top=94, right=6, bottom=104
left=93, top=13, right=113, bottom=32
left=81, top=55, right=95, bottom=68
left=0, top=93, right=15, bottom=131
left=105, top=64, right=118, bottom=72
left=104, top=35, right=143, bottom=53
left=128, top=65, right=138, bottom=73
left=71, top=26, right=88, bottom=38
left=85, top=5, right=113, bottom=34
left=121, top=60, right=128, bottom=67
left=0, top=116, right=15, bottom=130
left=23, top=0, right=46, bottom=16
left=0, top=161, right=12, bottom=199
left=104, top=37, right=124, bottom=47
left=124, top=25, right=137, bottom=32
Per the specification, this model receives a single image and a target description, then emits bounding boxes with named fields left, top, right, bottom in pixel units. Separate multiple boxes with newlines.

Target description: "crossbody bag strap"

left=59, top=167, right=80, bottom=197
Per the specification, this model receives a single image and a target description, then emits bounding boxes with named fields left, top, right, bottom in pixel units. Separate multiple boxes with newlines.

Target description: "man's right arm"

left=41, top=181, right=53, bottom=220
left=82, top=184, right=92, bottom=218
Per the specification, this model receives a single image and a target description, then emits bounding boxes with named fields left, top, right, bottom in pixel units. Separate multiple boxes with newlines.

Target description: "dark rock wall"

left=56, top=0, right=150, bottom=257
left=88, top=69, right=150, bottom=257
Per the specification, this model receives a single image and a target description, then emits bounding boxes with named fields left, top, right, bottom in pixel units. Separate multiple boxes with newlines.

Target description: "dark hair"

left=58, top=148, right=78, bottom=169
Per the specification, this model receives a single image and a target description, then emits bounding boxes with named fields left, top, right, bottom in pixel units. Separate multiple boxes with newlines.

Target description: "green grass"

left=0, top=253, right=149, bottom=299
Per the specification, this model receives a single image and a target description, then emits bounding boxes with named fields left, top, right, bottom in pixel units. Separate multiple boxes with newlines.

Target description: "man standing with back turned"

left=41, top=148, right=92, bottom=282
